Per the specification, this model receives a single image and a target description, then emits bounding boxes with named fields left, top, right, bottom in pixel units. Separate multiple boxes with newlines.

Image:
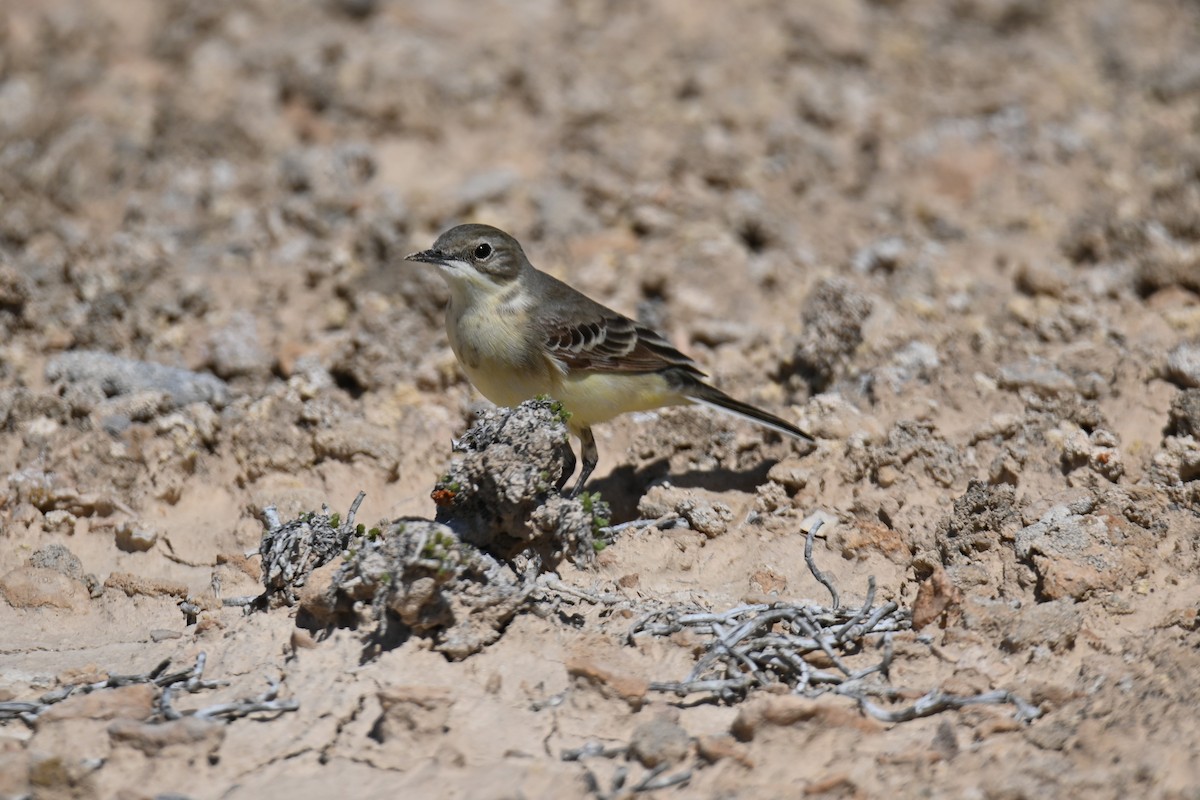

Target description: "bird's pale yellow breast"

left=446, top=280, right=553, bottom=408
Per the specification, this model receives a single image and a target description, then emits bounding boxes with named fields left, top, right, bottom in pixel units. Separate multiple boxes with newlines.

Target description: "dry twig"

left=629, top=514, right=1042, bottom=723
left=0, top=653, right=298, bottom=727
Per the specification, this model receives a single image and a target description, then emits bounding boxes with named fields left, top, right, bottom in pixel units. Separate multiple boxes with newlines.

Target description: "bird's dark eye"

left=474, top=243, right=493, bottom=260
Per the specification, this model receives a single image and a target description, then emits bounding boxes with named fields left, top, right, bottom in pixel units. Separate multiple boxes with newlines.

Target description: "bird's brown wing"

left=539, top=310, right=706, bottom=378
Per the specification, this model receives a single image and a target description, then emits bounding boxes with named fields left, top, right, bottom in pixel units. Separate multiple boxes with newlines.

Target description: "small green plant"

left=534, top=394, right=572, bottom=424
left=577, top=490, right=612, bottom=554
left=367, top=526, right=382, bottom=541
left=329, top=513, right=341, bottom=528
left=420, top=530, right=456, bottom=561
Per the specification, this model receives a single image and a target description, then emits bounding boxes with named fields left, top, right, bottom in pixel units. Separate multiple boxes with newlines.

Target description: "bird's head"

left=405, top=224, right=527, bottom=292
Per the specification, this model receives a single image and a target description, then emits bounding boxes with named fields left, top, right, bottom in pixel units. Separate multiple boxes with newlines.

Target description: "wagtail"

left=406, top=224, right=814, bottom=496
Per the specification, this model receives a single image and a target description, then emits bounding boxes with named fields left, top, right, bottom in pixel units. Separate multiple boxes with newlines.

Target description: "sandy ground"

left=3, top=0, right=1200, bottom=797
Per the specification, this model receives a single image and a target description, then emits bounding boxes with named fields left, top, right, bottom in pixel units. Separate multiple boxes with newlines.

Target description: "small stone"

left=1001, top=599, right=1082, bottom=653
left=108, top=716, right=225, bottom=755
left=628, top=716, right=690, bottom=768
left=676, top=497, right=734, bottom=538
left=876, top=464, right=899, bottom=487
left=767, top=458, right=810, bottom=492
left=1015, top=261, right=1071, bottom=297
left=39, top=684, right=156, bottom=723
left=45, top=350, right=231, bottom=410
left=912, top=565, right=963, bottom=630
left=1164, top=341, right=1200, bottom=389
left=42, top=509, right=76, bottom=533
left=374, top=686, right=455, bottom=739
left=207, top=311, right=273, bottom=380
left=114, top=522, right=158, bottom=553
left=749, top=569, right=787, bottom=595
left=565, top=657, right=648, bottom=710
left=28, top=545, right=84, bottom=580
left=0, top=567, right=88, bottom=610
left=696, top=734, right=754, bottom=767
left=1167, top=388, right=1200, bottom=437
left=997, top=358, right=1076, bottom=397
left=296, top=560, right=342, bottom=627
left=731, top=695, right=882, bottom=742
left=103, top=573, right=189, bottom=598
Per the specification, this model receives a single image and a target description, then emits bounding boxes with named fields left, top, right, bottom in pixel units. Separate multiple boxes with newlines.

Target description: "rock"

left=997, top=357, right=1076, bottom=397
left=1057, top=424, right=1124, bottom=482
left=45, top=351, right=231, bottom=410
left=767, top=458, right=811, bottom=492
left=330, top=519, right=530, bottom=660
left=789, top=277, right=872, bottom=391
left=847, top=420, right=961, bottom=488
left=832, top=518, right=908, bottom=562
left=937, top=480, right=1023, bottom=559
left=373, top=685, right=455, bottom=740
left=108, top=716, right=225, bottom=755
left=1164, top=341, right=1200, bottom=389
left=637, top=485, right=733, bottom=537
left=851, top=237, right=906, bottom=273
left=39, top=684, right=156, bottom=722
left=0, top=567, right=88, bottom=610
left=1000, top=599, right=1082, bottom=653
left=749, top=569, right=788, bottom=595
left=795, top=393, right=884, bottom=441
left=565, top=657, right=648, bottom=710
left=912, top=564, right=963, bottom=630
left=1014, top=505, right=1148, bottom=601
left=676, top=497, right=734, bottom=538
left=874, top=341, right=940, bottom=391
left=103, top=572, right=189, bottom=599
left=433, top=400, right=602, bottom=564
left=0, top=265, right=30, bottom=314
left=731, top=695, right=882, bottom=742
left=1015, top=261, right=1071, bottom=297
left=114, top=521, right=158, bottom=553
left=628, top=716, right=690, bottom=768
left=695, top=734, right=754, bottom=767
left=330, top=0, right=379, bottom=20
left=1150, top=435, right=1200, bottom=485
left=207, top=311, right=273, bottom=379
left=1167, top=389, right=1200, bottom=438
left=27, top=544, right=85, bottom=580
left=295, top=559, right=343, bottom=626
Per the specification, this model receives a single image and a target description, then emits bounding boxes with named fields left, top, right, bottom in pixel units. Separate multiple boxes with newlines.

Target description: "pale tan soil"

left=3, top=0, right=1200, bottom=798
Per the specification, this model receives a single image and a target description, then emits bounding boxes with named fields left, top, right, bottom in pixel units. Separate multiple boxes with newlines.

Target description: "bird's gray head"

left=405, top=224, right=527, bottom=286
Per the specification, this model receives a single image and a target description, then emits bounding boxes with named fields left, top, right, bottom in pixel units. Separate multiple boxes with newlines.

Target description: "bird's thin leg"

left=556, top=440, right=577, bottom=492
left=568, top=427, right=599, bottom=498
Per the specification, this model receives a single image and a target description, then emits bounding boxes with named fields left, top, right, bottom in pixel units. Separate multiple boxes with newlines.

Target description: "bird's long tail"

left=683, top=382, right=814, bottom=443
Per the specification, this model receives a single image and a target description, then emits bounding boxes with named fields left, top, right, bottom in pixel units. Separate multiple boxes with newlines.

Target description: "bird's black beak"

left=404, top=248, right=450, bottom=266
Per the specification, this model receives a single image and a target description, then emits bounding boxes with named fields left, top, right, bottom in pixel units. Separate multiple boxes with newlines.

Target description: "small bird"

left=406, top=224, right=813, bottom=496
